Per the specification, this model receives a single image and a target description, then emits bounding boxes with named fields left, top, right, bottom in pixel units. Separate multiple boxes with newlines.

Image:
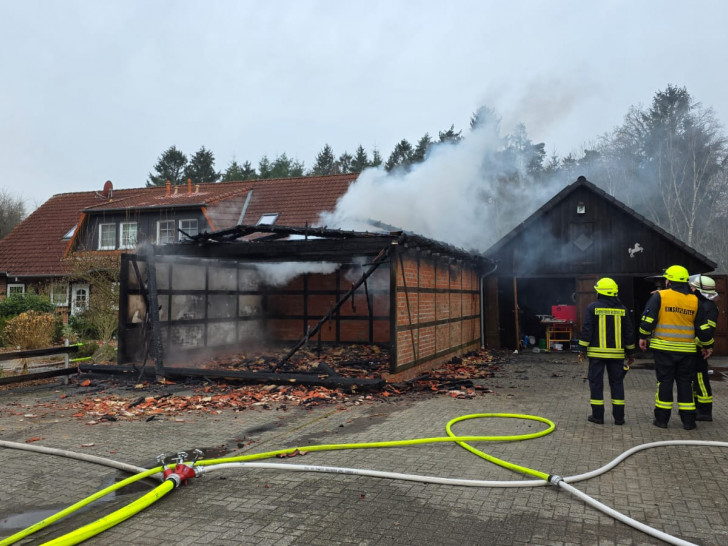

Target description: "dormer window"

left=120, top=222, right=138, bottom=249
left=257, top=213, right=279, bottom=226
left=99, top=223, right=116, bottom=250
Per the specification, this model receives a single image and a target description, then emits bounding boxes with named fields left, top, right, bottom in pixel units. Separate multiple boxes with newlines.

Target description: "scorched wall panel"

left=392, top=252, right=481, bottom=374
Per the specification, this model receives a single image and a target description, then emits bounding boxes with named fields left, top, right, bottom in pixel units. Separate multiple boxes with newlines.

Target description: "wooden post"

left=513, top=277, right=520, bottom=349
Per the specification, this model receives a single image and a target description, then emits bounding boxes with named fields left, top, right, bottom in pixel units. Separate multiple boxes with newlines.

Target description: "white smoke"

left=255, top=261, right=340, bottom=286
left=319, top=120, right=564, bottom=252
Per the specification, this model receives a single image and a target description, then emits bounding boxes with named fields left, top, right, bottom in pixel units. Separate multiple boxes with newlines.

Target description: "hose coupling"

left=190, top=448, right=204, bottom=467
left=548, top=474, right=563, bottom=486
left=165, top=473, right=182, bottom=489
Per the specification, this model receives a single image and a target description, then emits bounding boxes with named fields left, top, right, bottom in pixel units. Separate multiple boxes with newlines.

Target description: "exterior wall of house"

left=391, top=250, right=481, bottom=375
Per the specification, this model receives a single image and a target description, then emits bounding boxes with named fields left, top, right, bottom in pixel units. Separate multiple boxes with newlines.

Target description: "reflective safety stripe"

left=696, top=337, right=715, bottom=347
left=590, top=399, right=604, bottom=406
left=678, top=401, right=696, bottom=411
left=587, top=347, right=625, bottom=358
left=625, top=343, right=636, bottom=350
left=708, top=320, right=717, bottom=328
left=642, top=316, right=655, bottom=324
left=639, top=327, right=652, bottom=336
left=654, top=325, right=695, bottom=339
left=611, top=399, right=625, bottom=406
left=578, top=340, right=590, bottom=347
left=655, top=384, right=672, bottom=409
left=649, top=338, right=697, bottom=353
left=696, top=375, right=713, bottom=403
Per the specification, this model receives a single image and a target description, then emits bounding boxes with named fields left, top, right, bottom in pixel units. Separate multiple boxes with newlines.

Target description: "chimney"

left=174, top=185, right=179, bottom=195
left=165, top=180, right=171, bottom=197
left=187, top=178, right=192, bottom=194
left=195, top=184, right=200, bottom=193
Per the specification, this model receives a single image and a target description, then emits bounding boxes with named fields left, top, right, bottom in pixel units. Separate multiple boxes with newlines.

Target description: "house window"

left=179, top=219, right=199, bottom=239
left=257, top=213, right=279, bottom=225
left=7, top=284, right=25, bottom=296
left=120, top=222, right=138, bottom=249
left=157, top=220, right=175, bottom=244
left=99, top=223, right=116, bottom=250
left=71, top=284, right=90, bottom=316
left=51, top=283, right=69, bottom=306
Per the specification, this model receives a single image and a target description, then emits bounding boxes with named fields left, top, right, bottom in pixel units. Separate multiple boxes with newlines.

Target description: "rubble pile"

left=1, top=347, right=509, bottom=423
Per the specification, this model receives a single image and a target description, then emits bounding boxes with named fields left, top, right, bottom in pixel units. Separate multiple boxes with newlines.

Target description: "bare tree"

left=0, top=189, right=27, bottom=240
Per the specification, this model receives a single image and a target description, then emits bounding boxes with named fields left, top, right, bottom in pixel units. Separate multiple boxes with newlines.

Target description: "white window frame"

left=51, top=282, right=69, bottom=307
left=120, top=222, right=138, bottom=249
left=257, top=213, right=279, bottom=225
left=157, top=219, right=176, bottom=244
left=71, top=284, right=90, bottom=316
left=179, top=218, right=199, bottom=239
left=99, top=223, right=116, bottom=250
left=7, top=283, right=25, bottom=296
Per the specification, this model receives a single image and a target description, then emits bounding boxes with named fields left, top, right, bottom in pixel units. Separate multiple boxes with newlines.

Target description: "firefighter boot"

left=613, top=405, right=625, bottom=426
left=653, top=408, right=669, bottom=429
left=588, top=404, right=604, bottom=425
left=681, top=413, right=697, bottom=430
left=696, top=403, right=713, bottom=422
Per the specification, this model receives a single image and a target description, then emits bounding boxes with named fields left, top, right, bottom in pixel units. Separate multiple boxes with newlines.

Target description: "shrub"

left=3, top=311, right=58, bottom=350
left=0, top=293, right=55, bottom=317
left=68, top=313, right=99, bottom=340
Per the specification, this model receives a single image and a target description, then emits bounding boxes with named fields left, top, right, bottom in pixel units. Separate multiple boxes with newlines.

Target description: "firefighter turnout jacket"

left=639, top=284, right=710, bottom=352
left=695, top=293, right=718, bottom=350
left=579, top=295, right=636, bottom=359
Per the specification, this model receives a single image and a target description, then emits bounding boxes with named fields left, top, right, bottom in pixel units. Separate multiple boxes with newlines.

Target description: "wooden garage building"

left=117, top=225, right=493, bottom=379
left=484, top=176, right=725, bottom=354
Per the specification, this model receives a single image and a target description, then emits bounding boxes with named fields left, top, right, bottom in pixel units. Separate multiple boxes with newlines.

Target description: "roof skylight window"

left=257, top=213, right=279, bottom=225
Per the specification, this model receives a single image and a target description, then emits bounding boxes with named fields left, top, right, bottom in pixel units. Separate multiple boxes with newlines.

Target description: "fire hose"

left=1, top=414, right=726, bottom=546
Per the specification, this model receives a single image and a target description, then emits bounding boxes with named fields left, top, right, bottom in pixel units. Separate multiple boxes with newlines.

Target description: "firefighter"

left=689, top=274, right=718, bottom=421
left=578, top=277, right=636, bottom=425
left=638, top=265, right=710, bottom=430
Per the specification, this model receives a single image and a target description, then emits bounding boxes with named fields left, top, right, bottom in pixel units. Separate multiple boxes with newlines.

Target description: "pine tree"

left=337, top=151, right=353, bottom=173
left=371, top=148, right=383, bottom=168
left=222, top=159, right=257, bottom=182
left=384, top=139, right=414, bottom=172
left=185, top=147, right=220, bottom=184
left=351, top=145, right=370, bottom=172
left=412, top=133, right=432, bottom=163
left=258, top=156, right=272, bottom=179
left=147, top=146, right=188, bottom=187
left=310, top=144, right=336, bottom=176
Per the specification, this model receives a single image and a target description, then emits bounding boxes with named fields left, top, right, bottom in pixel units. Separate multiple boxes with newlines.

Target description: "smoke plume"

left=319, top=117, right=564, bottom=253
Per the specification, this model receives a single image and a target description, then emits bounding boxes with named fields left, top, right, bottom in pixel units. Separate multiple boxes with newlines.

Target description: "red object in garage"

left=552, top=305, right=577, bottom=323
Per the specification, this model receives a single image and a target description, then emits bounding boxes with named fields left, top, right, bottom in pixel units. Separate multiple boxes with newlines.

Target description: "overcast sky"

left=2, top=0, right=728, bottom=211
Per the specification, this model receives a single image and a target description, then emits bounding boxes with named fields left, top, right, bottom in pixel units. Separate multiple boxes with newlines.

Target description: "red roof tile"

left=0, top=174, right=357, bottom=278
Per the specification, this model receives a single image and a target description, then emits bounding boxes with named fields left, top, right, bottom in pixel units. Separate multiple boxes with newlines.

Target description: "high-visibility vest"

left=650, top=289, right=699, bottom=353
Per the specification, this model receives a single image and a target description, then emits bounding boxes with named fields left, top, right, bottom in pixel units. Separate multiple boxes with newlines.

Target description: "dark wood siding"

left=492, top=186, right=714, bottom=278
left=77, top=209, right=209, bottom=251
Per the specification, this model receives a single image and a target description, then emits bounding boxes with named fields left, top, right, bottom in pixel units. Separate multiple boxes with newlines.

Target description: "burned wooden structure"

left=484, top=176, right=725, bottom=354
left=112, top=225, right=494, bottom=384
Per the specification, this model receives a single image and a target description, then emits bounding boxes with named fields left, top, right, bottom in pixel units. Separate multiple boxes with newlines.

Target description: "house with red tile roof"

left=0, top=174, right=357, bottom=318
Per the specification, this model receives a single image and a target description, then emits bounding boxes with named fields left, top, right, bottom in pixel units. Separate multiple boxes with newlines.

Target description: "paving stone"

left=1, top=354, right=727, bottom=544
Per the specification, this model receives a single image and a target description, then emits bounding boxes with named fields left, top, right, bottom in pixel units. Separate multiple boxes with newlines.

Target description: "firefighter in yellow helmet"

left=689, top=274, right=718, bottom=421
left=578, top=278, right=636, bottom=425
left=638, top=265, right=711, bottom=430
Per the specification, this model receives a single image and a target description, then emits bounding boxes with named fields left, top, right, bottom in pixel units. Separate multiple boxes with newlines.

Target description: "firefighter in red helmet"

left=578, top=277, right=636, bottom=425
left=639, top=265, right=711, bottom=430
left=689, top=274, right=718, bottom=421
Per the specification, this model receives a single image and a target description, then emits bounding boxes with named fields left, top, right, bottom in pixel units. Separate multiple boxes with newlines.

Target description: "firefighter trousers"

left=587, top=357, right=625, bottom=421
left=694, top=353, right=713, bottom=417
left=653, top=349, right=696, bottom=426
